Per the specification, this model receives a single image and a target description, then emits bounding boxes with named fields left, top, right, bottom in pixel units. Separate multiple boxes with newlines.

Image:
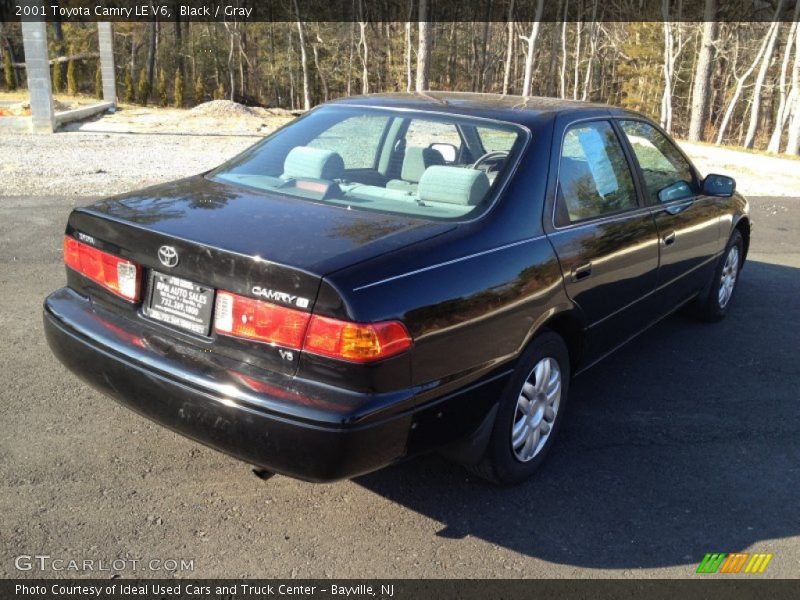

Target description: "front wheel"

left=468, top=331, right=570, bottom=485
left=694, top=230, right=744, bottom=322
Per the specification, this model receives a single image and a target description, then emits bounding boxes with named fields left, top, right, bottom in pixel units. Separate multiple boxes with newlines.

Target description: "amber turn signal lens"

left=303, top=315, right=412, bottom=363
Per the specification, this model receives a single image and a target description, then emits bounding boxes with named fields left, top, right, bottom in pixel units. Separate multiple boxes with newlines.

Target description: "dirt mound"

left=189, top=100, right=257, bottom=118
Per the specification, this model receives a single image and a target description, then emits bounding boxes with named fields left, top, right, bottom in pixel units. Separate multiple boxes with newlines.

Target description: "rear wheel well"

left=538, top=313, right=585, bottom=371
left=735, top=217, right=750, bottom=261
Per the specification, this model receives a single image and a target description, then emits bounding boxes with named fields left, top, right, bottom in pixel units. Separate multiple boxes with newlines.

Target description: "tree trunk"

left=581, top=0, right=598, bottom=101
left=768, top=13, right=799, bottom=153
left=715, top=25, right=773, bottom=145
left=502, top=0, right=515, bottom=94
left=312, top=39, right=329, bottom=102
left=359, top=20, right=369, bottom=94
left=416, top=0, right=430, bottom=91
left=745, top=1, right=784, bottom=149
left=520, top=0, right=545, bottom=96
left=174, top=15, right=184, bottom=80
left=347, top=20, right=354, bottom=96
left=688, top=0, right=718, bottom=142
left=293, top=0, right=311, bottom=110
left=787, top=19, right=800, bottom=154
left=546, top=8, right=562, bottom=97
left=145, top=21, right=157, bottom=94
left=559, top=2, right=568, bottom=99
left=573, top=22, right=582, bottom=100
left=405, top=6, right=413, bottom=92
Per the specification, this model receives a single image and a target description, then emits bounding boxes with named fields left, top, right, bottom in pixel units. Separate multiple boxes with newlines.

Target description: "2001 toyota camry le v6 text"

left=44, top=92, right=751, bottom=484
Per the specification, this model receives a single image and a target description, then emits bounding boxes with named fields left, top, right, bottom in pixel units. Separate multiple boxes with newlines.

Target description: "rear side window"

left=477, top=127, right=518, bottom=153
left=308, top=114, right=390, bottom=169
left=556, top=121, right=638, bottom=225
left=619, top=120, right=697, bottom=204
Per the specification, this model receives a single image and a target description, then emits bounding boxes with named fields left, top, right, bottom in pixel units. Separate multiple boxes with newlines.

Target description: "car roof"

left=328, top=91, right=643, bottom=126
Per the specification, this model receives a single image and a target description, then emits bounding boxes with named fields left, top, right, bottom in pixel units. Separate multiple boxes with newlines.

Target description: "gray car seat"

left=386, top=146, right=445, bottom=192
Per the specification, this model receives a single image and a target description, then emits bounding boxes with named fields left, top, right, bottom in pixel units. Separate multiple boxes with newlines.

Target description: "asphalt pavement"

left=0, top=195, right=797, bottom=578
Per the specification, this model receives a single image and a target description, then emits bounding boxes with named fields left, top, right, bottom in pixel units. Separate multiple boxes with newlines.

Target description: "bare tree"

left=145, top=21, right=157, bottom=95
left=581, top=0, right=599, bottom=101
left=768, top=11, right=799, bottom=153
left=405, top=1, right=413, bottom=92
left=357, top=0, right=370, bottom=94
left=688, top=0, right=718, bottom=141
left=660, top=0, right=686, bottom=133
left=312, top=33, right=329, bottom=103
left=502, top=0, right=515, bottom=94
left=293, top=0, right=311, bottom=110
left=572, top=22, right=583, bottom=100
left=559, top=1, right=569, bottom=99
left=416, top=0, right=430, bottom=91
left=787, top=18, right=800, bottom=154
left=716, top=24, right=774, bottom=145
left=520, top=0, right=544, bottom=96
left=744, top=0, right=784, bottom=149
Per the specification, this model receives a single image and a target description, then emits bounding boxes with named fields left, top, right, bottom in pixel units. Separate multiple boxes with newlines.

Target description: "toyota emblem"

left=157, top=245, right=179, bottom=268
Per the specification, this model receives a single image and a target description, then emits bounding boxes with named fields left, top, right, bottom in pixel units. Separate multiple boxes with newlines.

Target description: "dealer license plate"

left=145, top=271, right=215, bottom=335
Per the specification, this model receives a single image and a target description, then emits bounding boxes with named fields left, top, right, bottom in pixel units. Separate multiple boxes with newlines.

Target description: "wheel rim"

left=718, top=245, right=740, bottom=309
left=511, top=357, right=562, bottom=462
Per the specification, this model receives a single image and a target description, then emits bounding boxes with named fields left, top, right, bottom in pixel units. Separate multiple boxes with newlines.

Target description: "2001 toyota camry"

left=44, top=92, right=750, bottom=484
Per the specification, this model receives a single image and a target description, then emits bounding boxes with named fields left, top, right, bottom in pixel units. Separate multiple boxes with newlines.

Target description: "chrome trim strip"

left=352, top=235, right=547, bottom=292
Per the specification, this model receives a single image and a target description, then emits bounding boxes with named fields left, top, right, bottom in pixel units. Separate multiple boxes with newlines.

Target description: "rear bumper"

left=43, top=288, right=505, bottom=482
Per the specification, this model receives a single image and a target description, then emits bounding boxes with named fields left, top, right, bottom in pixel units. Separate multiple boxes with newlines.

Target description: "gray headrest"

left=401, top=146, right=445, bottom=183
left=283, top=146, right=344, bottom=180
left=418, top=166, right=490, bottom=206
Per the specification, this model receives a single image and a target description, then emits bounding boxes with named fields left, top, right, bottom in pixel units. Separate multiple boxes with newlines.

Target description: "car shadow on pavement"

left=355, top=260, right=800, bottom=569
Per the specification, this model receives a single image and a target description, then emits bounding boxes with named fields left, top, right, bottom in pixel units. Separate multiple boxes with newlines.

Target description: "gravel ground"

left=0, top=131, right=261, bottom=197
left=2, top=123, right=799, bottom=198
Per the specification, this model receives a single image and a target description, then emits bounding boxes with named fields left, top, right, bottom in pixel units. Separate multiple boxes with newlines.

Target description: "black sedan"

left=44, top=92, right=750, bottom=484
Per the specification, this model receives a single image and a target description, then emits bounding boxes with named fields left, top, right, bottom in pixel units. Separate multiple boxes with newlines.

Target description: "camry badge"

left=157, top=245, right=179, bottom=268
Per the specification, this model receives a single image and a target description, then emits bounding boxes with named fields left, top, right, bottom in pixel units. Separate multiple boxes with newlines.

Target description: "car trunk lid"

left=66, top=175, right=453, bottom=375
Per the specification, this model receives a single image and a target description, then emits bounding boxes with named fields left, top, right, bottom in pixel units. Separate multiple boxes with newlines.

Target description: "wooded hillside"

left=3, top=2, right=800, bottom=154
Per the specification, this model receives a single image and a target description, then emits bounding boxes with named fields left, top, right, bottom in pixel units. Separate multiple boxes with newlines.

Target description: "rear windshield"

left=210, top=106, right=527, bottom=221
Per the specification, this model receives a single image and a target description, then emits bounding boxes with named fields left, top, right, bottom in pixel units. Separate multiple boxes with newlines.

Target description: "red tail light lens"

left=63, top=236, right=141, bottom=301
left=303, top=315, right=412, bottom=363
left=213, top=291, right=412, bottom=362
left=214, top=291, right=311, bottom=349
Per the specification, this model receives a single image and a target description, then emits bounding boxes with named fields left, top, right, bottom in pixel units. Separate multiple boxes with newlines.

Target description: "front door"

left=618, top=119, right=722, bottom=313
left=548, top=119, right=660, bottom=365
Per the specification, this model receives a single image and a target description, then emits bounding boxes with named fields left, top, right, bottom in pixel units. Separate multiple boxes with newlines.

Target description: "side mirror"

left=429, top=143, right=457, bottom=163
left=658, top=180, right=693, bottom=203
left=703, top=174, right=735, bottom=197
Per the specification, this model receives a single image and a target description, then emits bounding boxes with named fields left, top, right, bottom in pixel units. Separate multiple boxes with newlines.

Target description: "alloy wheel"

left=511, top=357, right=562, bottom=462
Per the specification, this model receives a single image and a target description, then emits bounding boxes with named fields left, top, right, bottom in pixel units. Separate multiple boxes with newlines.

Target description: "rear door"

left=617, top=119, right=721, bottom=312
left=547, top=118, right=660, bottom=364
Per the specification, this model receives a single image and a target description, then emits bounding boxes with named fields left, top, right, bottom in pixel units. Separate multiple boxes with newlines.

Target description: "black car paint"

left=43, top=93, right=750, bottom=481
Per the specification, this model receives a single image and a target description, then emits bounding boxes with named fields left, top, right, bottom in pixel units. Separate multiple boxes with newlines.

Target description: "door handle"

left=662, top=231, right=676, bottom=246
left=572, top=262, right=593, bottom=281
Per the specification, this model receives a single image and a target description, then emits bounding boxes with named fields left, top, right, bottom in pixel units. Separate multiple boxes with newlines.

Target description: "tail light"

left=303, top=315, right=412, bottom=363
left=214, top=291, right=412, bottom=362
left=214, top=291, right=311, bottom=349
left=63, top=236, right=141, bottom=301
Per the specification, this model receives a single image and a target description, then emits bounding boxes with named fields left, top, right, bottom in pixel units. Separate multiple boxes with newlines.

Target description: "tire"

left=468, top=330, right=570, bottom=485
left=694, top=229, right=744, bottom=322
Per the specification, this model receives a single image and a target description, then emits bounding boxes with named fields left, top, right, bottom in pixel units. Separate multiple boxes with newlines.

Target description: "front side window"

left=619, top=120, right=697, bottom=204
left=556, top=121, right=638, bottom=224
left=210, top=106, right=526, bottom=221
